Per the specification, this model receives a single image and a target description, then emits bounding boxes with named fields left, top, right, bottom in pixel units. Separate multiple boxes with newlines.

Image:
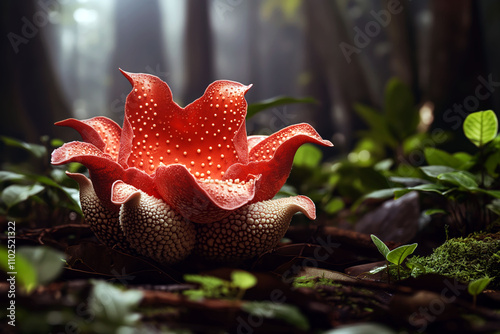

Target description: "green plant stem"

left=479, top=146, right=485, bottom=188
left=386, top=260, right=391, bottom=284
left=235, top=288, right=245, bottom=301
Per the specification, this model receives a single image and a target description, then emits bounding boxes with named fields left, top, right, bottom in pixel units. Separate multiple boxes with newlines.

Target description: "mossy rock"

left=408, top=232, right=500, bottom=288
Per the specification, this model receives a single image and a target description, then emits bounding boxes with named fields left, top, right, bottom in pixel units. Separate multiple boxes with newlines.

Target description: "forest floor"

left=1, top=220, right=500, bottom=334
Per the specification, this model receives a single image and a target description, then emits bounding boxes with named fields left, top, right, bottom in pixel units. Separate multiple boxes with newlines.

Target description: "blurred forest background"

left=2, top=0, right=500, bottom=158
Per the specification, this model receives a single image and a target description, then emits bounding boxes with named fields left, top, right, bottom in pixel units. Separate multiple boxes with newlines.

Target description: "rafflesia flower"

left=52, top=70, right=332, bottom=263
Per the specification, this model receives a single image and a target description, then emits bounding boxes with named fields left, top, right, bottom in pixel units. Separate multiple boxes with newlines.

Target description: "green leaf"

left=324, top=197, right=345, bottom=214
left=386, top=243, right=418, bottom=265
left=1, top=136, right=47, bottom=159
left=353, top=103, right=397, bottom=148
left=60, top=186, right=82, bottom=212
left=182, top=289, right=205, bottom=300
left=1, top=184, right=45, bottom=208
left=420, top=165, right=457, bottom=178
left=437, top=171, right=478, bottom=189
left=27, top=174, right=61, bottom=188
left=353, top=188, right=401, bottom=211
left=231, top=270, right=257, bottom=290
left=371, top=234, right=390, bottom=259
left=353, top=103, right=386, bottom=131
left=468, top=277, right=493, bottom=296
left=368, top=264, right=388, bottom=275
left=89, top=280, right=142, bottom=325
left=374, top=158, right=394, bottom=171
left=487, top=198, right=500, bottom=215
left=388, top=176, right=427, bottom=186
left=474, top=188, right=500, bottom=199
left=411, top=183, right=448, bottom=192
left=424, top=147, right=463, bottom=168
left=424, top=209, right=447, bottom=216
left=183, top=274, right=225, bottom=288
left=0, top=246, right=38, bottom=292
left=453, top=152, right=473, bottom=164
left=358, top=168, right=391, bottom=190
left=24, top=173, right=82, bottom=213
left=323, top=323, right=397, bottom=334
left=0, top=171, right=27, bottom=183
left=246, top=96, right=316, bottom=119
left=353, top=188, right=400, bottom=211
left=463, top=110, right=498, bottom=147
left=384, top=78, right=417, bottom=139
left=484, top=150, right=500, bottom=177
left=242, top=301, right=309, bottom=331
left=50, top=138, right=65, bottom=147
left=361, top=188, right=400, bottom=201
left=394, top=183, right=447, bottom=199
left=406, top=262, right=426, bottom=275
left=17, top=246, right=66, bottom=286
left=293, top=144, right=322, bottom=168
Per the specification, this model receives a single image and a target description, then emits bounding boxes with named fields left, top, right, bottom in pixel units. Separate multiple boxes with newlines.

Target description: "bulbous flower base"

left=71, top=173, right=316, bottom=264
left=195, top=196, right=315, bottom=262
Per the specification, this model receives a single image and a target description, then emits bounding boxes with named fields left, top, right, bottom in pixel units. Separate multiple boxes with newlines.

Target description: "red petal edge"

left=284, top=195, right=316, bottom=220
left=56, top=117, right=122, bottom=162
left=154, top=164, right=260, bottom=223
left=117, top=70, right=251, bottom=177
left=52, top=142, right=158, bottom=210
left=224, top=123, right=333, bottom=203
left=247, top=135, right=268, bottom=152
left=111, top=181, right=141, bottom=205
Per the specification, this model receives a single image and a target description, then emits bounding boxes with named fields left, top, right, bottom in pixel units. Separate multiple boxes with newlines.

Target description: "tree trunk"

left=182, top=0, right=213, bottom=104
left=2, top=0, right=71, bottom=142
left=303, top=0, right=373, bottom=154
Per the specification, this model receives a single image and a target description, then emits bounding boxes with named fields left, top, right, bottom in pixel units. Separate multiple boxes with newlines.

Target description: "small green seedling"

left=183, top=270, right=257, bottom=301
left=463, top=110, right=498, bottom=148
left=371, top=234, right=418, bottom=281
left=468, top=276, right=493, bottom=308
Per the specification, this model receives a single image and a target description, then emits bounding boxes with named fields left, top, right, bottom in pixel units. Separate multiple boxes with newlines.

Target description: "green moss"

left=408, top=233, right=500, bottom=288
left=293, top=276, right=342, bottom=290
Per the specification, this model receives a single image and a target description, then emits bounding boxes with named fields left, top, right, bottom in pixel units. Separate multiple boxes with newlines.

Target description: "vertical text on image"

left=6, top=221, right=17, bottom=327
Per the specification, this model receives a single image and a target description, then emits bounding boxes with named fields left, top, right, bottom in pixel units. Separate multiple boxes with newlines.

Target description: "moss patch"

left=293, top=276, right=342, bottom=290
left=408, top=233, right=500, bottom=288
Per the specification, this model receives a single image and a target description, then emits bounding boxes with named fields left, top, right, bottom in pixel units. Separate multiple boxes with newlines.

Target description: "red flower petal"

left=111, top=180, right=141, bottom=205
left=52, top=142, right=158, bottom=210
left=224, top=123, right=333, bottom=202
left=118, top=70, right=251, bottom=179
left=55, top=117, right=122, bottom=162
left=154, top=164, right=260, bottom=223
left=247, top=135, right=268, bottom=152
